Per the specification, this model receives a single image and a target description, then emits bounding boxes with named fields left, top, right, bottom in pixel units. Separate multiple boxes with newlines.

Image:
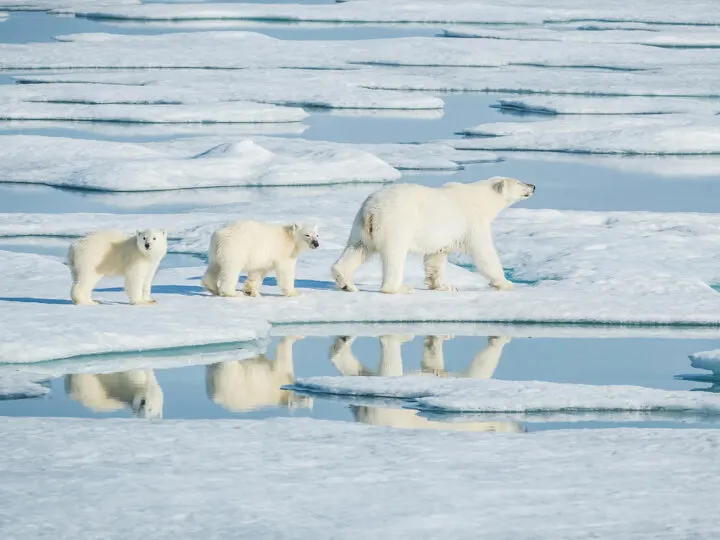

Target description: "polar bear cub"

left=332, top=176, right=535, bottom=294
left=202, top=220, right=319, bottom=298
left=68, top=229, right=167, bottom=305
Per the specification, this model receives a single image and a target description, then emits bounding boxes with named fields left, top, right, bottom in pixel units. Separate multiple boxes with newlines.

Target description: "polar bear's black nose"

left=528, top=184, right=536, bottom=192
left=144, top=242, right=150, bottom=250
left=311, top=239, right=319, bottom=248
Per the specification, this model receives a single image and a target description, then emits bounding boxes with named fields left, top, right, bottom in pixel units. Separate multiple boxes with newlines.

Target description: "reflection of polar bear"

left=331, top=334, right=521, bottom=432
left=332, top=177, right=535, bottom=294
left=65, top=369, right=164, bottom=419
left=68, top=229, right=167, bottom=305
left=202, top=220, right=319, bottom=298
left=206, top=336, right=312, bottom=412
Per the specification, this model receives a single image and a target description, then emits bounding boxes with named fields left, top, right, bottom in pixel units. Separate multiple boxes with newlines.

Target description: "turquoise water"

left=2, top=5, right=720, bottom=432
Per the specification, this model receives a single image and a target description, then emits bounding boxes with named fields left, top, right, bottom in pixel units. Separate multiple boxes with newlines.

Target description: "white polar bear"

left=205, top=336, right=313, bottom=412
left=202, top=220, right=319, bottom=298
left=332, top=177, right=535, bottom=294
left=64, top=369, right=164, bottom=419
left=68, top=229, right=167, bottom=305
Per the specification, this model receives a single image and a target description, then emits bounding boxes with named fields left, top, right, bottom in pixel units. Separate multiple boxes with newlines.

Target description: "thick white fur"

left=330, top=334, right=520, bottom=432
left=205, top=336, right=312, bottom=412
left=202, top=220, right=319, bottom=298
left=332, top=176, right=535, bottom=294
left=68, top=228, right=167, bottom=305
left=64, top=369, right=164, bottom=419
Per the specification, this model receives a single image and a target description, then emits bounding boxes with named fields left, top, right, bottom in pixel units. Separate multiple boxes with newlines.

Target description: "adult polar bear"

left=332, top=177, right=535, bottom=294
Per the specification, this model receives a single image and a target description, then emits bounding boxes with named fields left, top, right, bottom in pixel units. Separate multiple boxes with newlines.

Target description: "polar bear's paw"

left=431, top=283, right=458, bottom=292
left=284, top=289, right=302, bottom=297
left=381, top=284, right=414, bottom=295
left=491, top=279, right=513, bottom=291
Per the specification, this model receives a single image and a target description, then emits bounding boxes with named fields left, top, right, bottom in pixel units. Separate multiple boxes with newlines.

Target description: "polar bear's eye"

left=152, top=237, right=156, bottom=241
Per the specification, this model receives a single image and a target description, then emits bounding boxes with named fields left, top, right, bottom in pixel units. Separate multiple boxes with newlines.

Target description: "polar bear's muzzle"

left=311, top=239, right=320, bottom=249
left=523, top=183, right=536, bottom=198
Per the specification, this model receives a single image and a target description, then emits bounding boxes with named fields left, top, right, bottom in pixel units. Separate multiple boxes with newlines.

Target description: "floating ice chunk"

left=455, top=116, right=720, bottom=155
left=442, top=25, right=720, bottom=49
left=0, top=135, right=401, bottom=191
left=0, top=99, right=308, bottom=124
left=0, top=373, right=48, bottom=400
left=10, top=70, right=443, bottom=112
left=0, top=11, right=7, bottom=19
left=491, top=96, right=716, bottom=116
left=354, top=143, right=499, bottom=170
left=56, top=0, right=720, bottom=26
left=0, top=30, right=708, bottom=72
left=689, top=350, right=720, bottom=375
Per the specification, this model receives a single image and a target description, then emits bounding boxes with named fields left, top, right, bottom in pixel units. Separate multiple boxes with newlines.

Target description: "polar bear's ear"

left=291, top=223, right=300, bottom=233
left=161, top=230, right=167, bottom=237
left=492, top=179, right=505, bottom=194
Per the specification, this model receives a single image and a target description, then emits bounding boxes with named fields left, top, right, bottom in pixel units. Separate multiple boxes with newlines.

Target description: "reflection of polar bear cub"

left=68, top=229, right=167, bottom=305
left=202, top=220, right=319, bottom=298
left=64, top=369, right=164, bottom=419
left=206, top=336, right=312, bottom=412
left=332, top=177, right=535, bottom=294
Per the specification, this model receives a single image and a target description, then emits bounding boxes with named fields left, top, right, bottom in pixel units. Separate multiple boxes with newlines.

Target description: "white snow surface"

left=455, top=116, right=720, bottom=155
left=2, top=417, right=720, bottom=539
left=688, top=350, right=720, bottom=375
left=0, top=135, right=404, bottom=190
left=4, top=198, right=720, bottom=363
left=9, top=70, right=444, bottom=112
left=53, top=0, right=720, bottom=26
left=0, top=30, right=712, bottom=72
left=290, top=376, right=720, bottom=416
left=0, top=372, right=48, bottom=399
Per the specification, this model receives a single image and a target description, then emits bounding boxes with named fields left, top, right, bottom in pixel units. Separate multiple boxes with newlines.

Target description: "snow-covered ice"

left=290, top=376, right=720, bottom=417
left=0, top=372, right=48, bottom=400
left=455, top=116, right=720, bottom=155
left=0, top=30, right=711, bottom=72
left=54, top=0, right=720, bottom=27
left=4, top=198, right=720, bottom=363
left=0, top=135, right=403, bottom=190
left=2, top=417, right=720, bottom=539
left=9, top=70, right=444, bottom=112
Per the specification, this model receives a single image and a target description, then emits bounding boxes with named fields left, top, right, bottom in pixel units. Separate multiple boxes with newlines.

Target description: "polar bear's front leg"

left=142, top=262, right=161, bottom=304
left=243, top=270, right=266, bottom=297
left=380, top=246, right=413, bottom=294
left=217, top=266, right=241, bottom=297
left=276, top=260, right=300, bottom=297
left=470, top=226, right=513, bottom=291
left=423, top=252, right=457, bottom=292
left=125, top=265, right=150, bottom=305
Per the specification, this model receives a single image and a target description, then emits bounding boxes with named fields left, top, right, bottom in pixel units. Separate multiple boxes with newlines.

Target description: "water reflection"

left=330, top=334, right=522, bottom=432
left=65, top=369, right=163, bottom=419
left=206, top=336, right=313, bottom=412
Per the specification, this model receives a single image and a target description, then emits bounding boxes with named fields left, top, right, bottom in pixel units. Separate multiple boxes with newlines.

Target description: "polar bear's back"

left=209, top=219, right=293, bottom=269
left=68, top=230, right=137, bottom=277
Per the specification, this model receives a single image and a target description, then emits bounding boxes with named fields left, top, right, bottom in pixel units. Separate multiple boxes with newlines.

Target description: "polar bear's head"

left=135, top=228, right=167, bottom=256
left=490, top=176, right=535, bottom=205
left=291, top=222, right=320, bottom=251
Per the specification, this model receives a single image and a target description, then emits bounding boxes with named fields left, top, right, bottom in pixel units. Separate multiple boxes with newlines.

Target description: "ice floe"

left=0, top=135, right=403, bottom=190
left=290, top=375, right=720, bottom=417
left=3, top=417, right=720, bottom=539
left=55, top=0, right=720, bottom=27
left=0, top=372, right=48, bottom=400
left=9, top=70, right=444, bottom=112
left=3, top=197, right=720, bottom=364
left=455, top=116, right=720, bottom=155
left=0, top=30, right=711, bottom=72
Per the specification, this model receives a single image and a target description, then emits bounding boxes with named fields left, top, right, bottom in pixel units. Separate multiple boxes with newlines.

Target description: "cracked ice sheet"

left=0, top=94, right=308, bottom=124
left=54, top=0, right=720, bottom=26
left=375, top=65, right=720, bottom=99
left=290, top=376, right=720, bottom=419
left=0, top=135, right=409, bottom=191
left=443, top=25, right=720, bottom=48
left=9, top=70, right=444, bottom=112
left=0, top=373, right=48, bottom=399
left=491, top=95, right=718, bottom=116
left=0, top=30, right=710, bottom=72
left=454, top=116, right=720, bottom=155
left=3, top=419, right=720, bottom=540
left=4, top=202, right=720, bottom=364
